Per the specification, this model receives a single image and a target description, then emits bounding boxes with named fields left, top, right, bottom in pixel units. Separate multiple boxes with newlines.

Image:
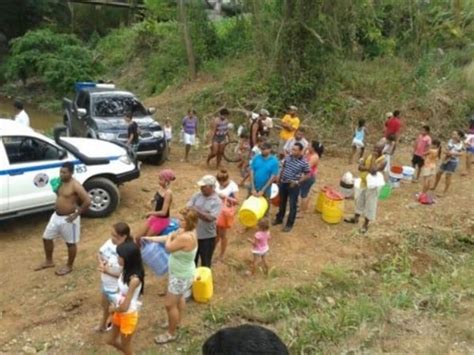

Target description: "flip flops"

left=55, top=265, right=73, bottom=276
left=154, top=332, right=177, bottom=344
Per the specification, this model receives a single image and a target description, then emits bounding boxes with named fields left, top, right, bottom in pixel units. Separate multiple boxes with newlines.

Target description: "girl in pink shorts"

left=135, top=170, right=175, bottom=244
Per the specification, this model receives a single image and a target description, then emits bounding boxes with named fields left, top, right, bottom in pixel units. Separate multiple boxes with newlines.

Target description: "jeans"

left=195, top=237, right=216, bottom=268
left=275, top=182, right=300, bottom=228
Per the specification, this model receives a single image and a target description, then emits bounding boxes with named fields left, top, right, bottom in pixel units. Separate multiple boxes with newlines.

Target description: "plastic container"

left=238, top=196, right=268, bottom=227
left=322, top=190, right=344, bottom=224
left=270, top=194, right=280, bottom=207
left=315, top=186, right=331, bottom=213
left=140, top=218, right=180, bottom=276
left=391, top=166, right=403, bottom=175
left=192, top=267, right=213, bottom=303
left=378, top=183, right=392, bottom=200
left=402, top=166, right=415, bottom=181
left=141, top=241, right=169, bottom=276
left=389, top=176, right=401, bottom=188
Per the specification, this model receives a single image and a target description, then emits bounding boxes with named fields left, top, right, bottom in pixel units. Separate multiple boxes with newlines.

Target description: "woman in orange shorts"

left=107, top=242, right=144, bottom=354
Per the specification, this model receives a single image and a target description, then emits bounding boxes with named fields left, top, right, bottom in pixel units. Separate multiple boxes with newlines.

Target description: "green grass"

left=188, top=228, right=474, bottom=353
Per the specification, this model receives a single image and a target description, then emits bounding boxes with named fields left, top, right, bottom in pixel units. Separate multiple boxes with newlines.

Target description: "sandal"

left=360, top=226, right=369, bottom=234
left=154, top=332, right=177, bottom=344
left=55, top=265, right=72, bottom=276
left=344, top=217, right=357, bottom=224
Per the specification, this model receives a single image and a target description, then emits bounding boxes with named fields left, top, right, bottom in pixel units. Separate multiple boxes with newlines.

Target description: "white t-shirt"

left=262, top=117, right=273, bottom=131
left=14, top=110, right=30, bottom=127
left=99, top=239, right=122, bottom=292
left=164, top=126, right=172, bottom=140
left=216, top=180, right=239, bottom=198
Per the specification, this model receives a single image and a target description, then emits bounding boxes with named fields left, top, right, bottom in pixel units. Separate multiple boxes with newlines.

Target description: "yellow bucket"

left=322, top=190, right=344, bottom=224
left=315, top=186, right=330, bottom=213
left=192, top=267, right=213, bottom=303
left=238, top=196, right=268, bottom=227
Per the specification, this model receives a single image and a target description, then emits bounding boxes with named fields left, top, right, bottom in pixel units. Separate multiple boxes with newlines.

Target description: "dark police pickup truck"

left=63, top=83, right=167, bottom=164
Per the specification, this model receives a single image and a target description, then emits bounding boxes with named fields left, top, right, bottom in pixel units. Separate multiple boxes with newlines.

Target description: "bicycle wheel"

left=223, top=140, right=242, bottom=163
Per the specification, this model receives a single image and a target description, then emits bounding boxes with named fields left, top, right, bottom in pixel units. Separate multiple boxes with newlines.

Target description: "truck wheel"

left=149, top=147, right=168, bottom=165
left=83, top=178, right=120, bottom=218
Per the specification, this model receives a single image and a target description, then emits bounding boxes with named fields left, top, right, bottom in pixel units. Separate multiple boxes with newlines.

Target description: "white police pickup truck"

left=0, top=119, right=140, bottom=220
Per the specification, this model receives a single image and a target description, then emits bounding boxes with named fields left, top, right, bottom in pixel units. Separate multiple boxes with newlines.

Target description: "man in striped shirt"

left=273, top=142, right=310, bottom=232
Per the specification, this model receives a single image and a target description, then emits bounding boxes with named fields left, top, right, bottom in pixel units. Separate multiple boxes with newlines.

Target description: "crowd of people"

left=27, top=101, right=473, bottom=354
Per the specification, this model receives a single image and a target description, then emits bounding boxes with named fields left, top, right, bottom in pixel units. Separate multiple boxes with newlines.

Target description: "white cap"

left=197, top=175, right=217, bottom=187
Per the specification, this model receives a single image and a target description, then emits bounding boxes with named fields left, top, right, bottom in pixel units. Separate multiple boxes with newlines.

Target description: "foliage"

left=5, top=29, right=100, bottom=94
left=198, top=229, right=473, bottom=353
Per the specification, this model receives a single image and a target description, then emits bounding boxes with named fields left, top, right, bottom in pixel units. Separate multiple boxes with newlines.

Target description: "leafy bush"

left=6, top=28, right=100, bottom=94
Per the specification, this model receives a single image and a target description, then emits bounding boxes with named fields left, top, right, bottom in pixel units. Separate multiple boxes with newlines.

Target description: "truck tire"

left=149, top=143, right=168, bottom=165
left=83, top=177, right=120, bottom=218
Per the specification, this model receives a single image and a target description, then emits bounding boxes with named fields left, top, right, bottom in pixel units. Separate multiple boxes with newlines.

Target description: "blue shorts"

left=439, top=160, right=458, bottom=174
left=467, top=146, right=474, bottom=154
left=300, top=176, right=316, bottom=198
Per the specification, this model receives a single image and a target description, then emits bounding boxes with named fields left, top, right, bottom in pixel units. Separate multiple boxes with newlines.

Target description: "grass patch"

left=192, top=229, right=474, bottom=353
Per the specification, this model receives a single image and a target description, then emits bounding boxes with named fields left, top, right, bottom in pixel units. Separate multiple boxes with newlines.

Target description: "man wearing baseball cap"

left=187, top=175, right=222, bottom=267
left=279, top=105, right=300, bottom=152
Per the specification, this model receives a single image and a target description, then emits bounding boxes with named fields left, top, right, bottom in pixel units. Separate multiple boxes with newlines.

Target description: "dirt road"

left=0, top=146, right=472, bottom=354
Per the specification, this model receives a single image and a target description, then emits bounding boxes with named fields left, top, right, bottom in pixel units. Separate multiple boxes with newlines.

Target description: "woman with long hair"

left=135, top=169, right=175, bottom=244
left=143, top=209, right=198, bottom=344
left=107, top=242, right=144, bottom=355
left=96, top=222, right=133, bottom=332
left=299, top=141, right=323, bottom=214
left=215, top=169, right=239, bottom=261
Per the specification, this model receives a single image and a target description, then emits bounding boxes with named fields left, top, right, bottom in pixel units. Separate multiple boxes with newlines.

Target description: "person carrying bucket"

left=273, top=142, right=311, bottom=233
left=187, top=175, right=222, bottom=268
left=344, top=143, right=386, bottom=234
left=249, top=142, right=280, bottom=204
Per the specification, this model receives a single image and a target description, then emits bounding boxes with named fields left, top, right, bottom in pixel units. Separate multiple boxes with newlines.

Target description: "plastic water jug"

left=238, top=196, right=268, bottom=227
left=322, top=190, right=344, bottom=224
left=192, top=267, right=213, bottom=303
left=140, top=218, right=180, bottom=276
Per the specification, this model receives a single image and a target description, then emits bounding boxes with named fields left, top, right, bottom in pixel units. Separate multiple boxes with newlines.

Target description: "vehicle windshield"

left=92, top=95, right=148, bottom=117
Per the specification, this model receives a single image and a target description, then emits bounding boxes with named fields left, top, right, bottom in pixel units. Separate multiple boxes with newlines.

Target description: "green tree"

left=6, top=29, right=100, bottom=93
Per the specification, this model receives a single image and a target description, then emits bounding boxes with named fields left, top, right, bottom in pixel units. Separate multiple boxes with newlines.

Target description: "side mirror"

left=58, top=149, right=68, bottom=160
left=147, top=107, right=156, bottom=115
left=77, top=108, right=87, bottom=118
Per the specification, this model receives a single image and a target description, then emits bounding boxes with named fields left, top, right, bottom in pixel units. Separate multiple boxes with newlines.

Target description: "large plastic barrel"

left=315, top=186, right=331, bottom=213
left=192, top=267, right=213, bottom=303
left=238, top=196, right=268, bottom=227
left=322, top=190, right=344, bottom=224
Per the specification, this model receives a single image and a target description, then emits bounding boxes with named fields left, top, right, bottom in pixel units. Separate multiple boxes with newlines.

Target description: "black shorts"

left=213, top=135, right=226, bottom=144
left=412, top=155, right=425, bottom=168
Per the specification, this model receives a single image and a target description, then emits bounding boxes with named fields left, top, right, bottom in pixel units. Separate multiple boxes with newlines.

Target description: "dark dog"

left=202, top=324, right=289, bottom=355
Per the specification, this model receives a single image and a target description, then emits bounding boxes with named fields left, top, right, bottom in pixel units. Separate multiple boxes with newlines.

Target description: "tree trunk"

left=178, top=0, right=197, bottom=80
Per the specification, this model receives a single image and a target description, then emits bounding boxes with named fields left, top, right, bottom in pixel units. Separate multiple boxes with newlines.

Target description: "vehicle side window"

left=2, top=137, right=62, bottom=164
left=76, top=91, right=90, bottom=111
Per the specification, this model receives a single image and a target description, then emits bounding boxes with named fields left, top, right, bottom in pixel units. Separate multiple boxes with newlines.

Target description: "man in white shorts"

left=35, top=162, right=91, bottom=276
left=182, top=110, right=198, bottom=162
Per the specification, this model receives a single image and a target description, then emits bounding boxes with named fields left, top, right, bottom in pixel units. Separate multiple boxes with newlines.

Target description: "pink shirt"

left=252, top=231, right=270, bottom=254
left=414, top=134, right=431, bottom=157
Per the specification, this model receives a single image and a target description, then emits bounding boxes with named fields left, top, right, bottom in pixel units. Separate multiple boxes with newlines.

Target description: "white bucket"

left=402, top=166, right=415, bottom=181
left=389, top=176, right=401, bottom=188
